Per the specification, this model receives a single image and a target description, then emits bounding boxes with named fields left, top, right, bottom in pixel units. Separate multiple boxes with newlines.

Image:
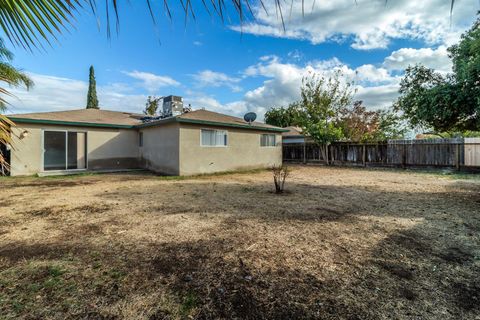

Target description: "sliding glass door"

left=44, top=131, right=86, bottom=171
left=67, top=132, right=86, bottom=170
left=44, top=131, right=66, bottom=170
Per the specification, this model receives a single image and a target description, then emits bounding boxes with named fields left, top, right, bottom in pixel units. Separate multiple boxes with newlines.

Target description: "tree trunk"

left=320, top=144, right=329, bottom=165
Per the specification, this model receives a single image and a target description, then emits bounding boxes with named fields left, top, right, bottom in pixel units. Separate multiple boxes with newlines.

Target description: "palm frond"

left=0, top=39, right=33, bottom=111
left=0, top=0, right=80, bottom=50
left=0, top=41, right=32, bottom=173
left=0, top=1, right=460, bottom=49
left=0, top=62, right=33, bottom=88
left=0, top=114, right=13, bottom=173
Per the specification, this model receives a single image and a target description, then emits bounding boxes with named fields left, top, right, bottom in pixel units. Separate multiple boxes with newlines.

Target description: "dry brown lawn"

left=0, top=166, right=479, bottom=320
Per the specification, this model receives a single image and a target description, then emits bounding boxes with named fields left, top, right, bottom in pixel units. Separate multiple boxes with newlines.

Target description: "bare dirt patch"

left=0, top=166, right=479, bottom=319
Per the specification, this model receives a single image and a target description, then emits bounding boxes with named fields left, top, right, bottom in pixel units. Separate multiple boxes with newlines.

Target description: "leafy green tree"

left=337, top=100, right=407, bottom=142
left=338, top=101, right=380, bottom=142
left=264, top=102, right=301, bottom=127
left=395, top=65, right=465, bottom=133
left=374, top=109, right=407, bottom=140
left=86, top=66, right=99, bottom=109
left=143, top=96, right=161, bottom=116
left=449, top=15, right=480, bottom=128
left=395, top=16, right=480, bottom=133
left=296, top=70, right=355, bottom=164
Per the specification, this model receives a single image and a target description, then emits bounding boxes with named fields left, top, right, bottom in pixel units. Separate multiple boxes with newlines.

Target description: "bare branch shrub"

left=271, top=165, right=289, bottom=194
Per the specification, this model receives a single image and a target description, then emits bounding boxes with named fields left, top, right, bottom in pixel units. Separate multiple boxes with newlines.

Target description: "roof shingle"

left=176, top=109, right=281, bottom=131
left=282, top=126, right=304, bottom=137
left=8, top=108, right=287, bottom=132
left=9, top=109, right=143, bottom=126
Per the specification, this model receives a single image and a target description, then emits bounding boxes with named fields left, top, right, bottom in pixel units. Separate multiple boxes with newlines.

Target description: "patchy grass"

left=437, top=172, right=480, bottom=181
left=39, top=172, right=100, bottom=179
left=0, top=166, right=479, bottom=319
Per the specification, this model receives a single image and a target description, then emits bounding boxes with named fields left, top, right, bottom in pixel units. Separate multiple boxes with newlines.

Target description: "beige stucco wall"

left=9, top=123, right=140, bottom=176
left=178, top=124, right=282, bottom=175
left=139, top=123, right=180, bottom=175
left=9, top=121, right=282, bottom=177
left=9, top=125, right=42, bottom=176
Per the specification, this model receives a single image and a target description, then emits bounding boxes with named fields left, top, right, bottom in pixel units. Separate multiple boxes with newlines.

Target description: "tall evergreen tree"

left=86, top=65, right=99, bottom=109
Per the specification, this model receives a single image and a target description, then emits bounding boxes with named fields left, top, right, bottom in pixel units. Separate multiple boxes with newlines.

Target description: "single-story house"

left=282, top=126, right=307, bottom=144
left=6, top=98, right=287, bottom=176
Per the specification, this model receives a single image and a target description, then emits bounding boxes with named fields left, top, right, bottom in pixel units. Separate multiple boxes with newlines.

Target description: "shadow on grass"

left=0, top=238, right=372, bottom=320
left=147, top=238, right=373, bottom=320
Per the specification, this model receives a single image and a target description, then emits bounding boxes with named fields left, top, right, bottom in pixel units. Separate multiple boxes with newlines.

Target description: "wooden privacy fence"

left=283, top=138, right=480, bottom=170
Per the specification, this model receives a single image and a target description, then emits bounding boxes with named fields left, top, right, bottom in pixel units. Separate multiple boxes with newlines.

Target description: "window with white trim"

left=260, top=134, right=276, bottom=147
left=201, top=129, right=228, bottom=146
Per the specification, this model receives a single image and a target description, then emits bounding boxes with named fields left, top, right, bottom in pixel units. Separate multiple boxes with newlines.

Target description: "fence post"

left=456, top=143, right=460, bottom=171
left=362, top=144, right=366, bottom=167
left=402, top=143, right=406, bottom=168
left=330, top=144, right=334, bottom=165
left=303, top=141, right=306, bottom=164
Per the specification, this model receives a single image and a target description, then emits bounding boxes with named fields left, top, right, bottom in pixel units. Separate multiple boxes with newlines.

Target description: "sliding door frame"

left=41, top=129, right=88, bottom=172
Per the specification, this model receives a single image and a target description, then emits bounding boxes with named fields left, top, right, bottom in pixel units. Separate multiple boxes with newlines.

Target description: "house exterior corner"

left=178, top=123, right=282, bottom=176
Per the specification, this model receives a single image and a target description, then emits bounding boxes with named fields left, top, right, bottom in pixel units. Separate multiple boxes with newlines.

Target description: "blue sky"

left=6, top=0, right=479, bottom=120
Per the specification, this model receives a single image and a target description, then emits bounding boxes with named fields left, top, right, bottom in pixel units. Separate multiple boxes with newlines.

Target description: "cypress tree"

left=86, top=65, right=99, bottom=109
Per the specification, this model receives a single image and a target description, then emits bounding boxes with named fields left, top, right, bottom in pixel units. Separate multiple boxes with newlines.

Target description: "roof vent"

left=163, top=95, right=183, bottom=117
left=141, top=96, right=192, bottom=123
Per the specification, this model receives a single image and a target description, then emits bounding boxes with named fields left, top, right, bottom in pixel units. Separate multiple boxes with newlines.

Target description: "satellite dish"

left=243, top=112, right=257, bottom=125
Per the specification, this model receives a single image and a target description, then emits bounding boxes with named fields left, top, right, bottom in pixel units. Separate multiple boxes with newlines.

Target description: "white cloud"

left=242, top=57, right=305, bottom=109
left=230, top=0, right=477, bottom=49
left=7, top=73, right=147, bottom=115
left=183, top=55, right=404, bottom=122
left=193, top=41, right=203, bottom=46
left=241, top=55, right=399, bottom=109
left=184, top=94, right=248, bottom=118
left=240, top=55, right=406, bottom=117
left=123, top=70, right=180, bottom=93
left=355, top=65, right=392, bottom=84
left=287, top=49, right=304, bottom=61
left=192, top=70, right=242, bottom=92
left=355, top=83, right=401, bottom=109
left=5, top=43, right=455, bottom=122
left=384, top=46, right=453, bottom=73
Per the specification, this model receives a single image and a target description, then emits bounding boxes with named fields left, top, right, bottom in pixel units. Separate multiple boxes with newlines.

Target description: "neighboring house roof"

left=8, top=108, right=288, bottom=132
left=282, top=126, right=304, bottom=137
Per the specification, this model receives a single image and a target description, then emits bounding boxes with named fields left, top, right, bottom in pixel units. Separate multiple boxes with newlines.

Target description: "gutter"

left=135, top=117, right=288, bottom=132
left=173, top=118, right=289, bottom=132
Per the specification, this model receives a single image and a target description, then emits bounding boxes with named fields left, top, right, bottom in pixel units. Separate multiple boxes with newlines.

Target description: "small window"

left=201, top=129, right=227, bottom=147
left=260, top=134, right=276, bottom=147
left=139, top=132, right=143, bottom=147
